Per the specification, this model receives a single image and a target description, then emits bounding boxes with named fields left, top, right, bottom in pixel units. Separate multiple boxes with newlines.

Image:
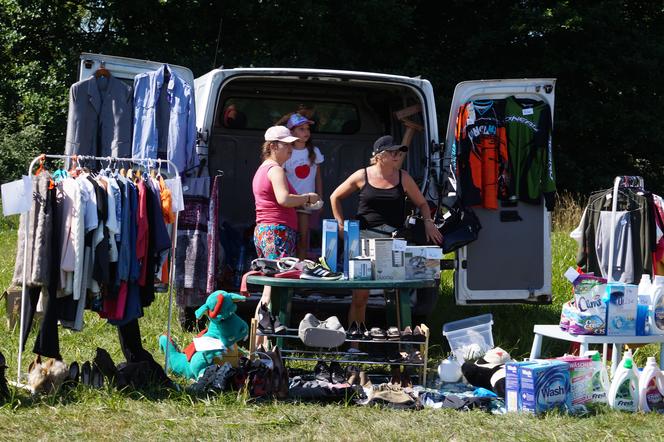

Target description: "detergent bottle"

left=608, top=357, right=639, bottom=412
left=584, top=350, right=610, bottom=404
left=637, top=274, right=652, bottom=335
left=651, top=275, right=664, bottom=335
left=638, top=357, right=664, bottom=412
left=612, top=348, right=639, bottom=381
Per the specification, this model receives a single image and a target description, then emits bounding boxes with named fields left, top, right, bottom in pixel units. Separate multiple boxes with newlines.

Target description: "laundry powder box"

left=556, top=355, right=593, bottom=409
left=604, top=283, right=637, bottom=336
left=505, top=361, right=540, bottom=412
left=321, top=219, right=338, bottom=272
left=343, top=220, right=360, bottom=278
left=349, top=256, right=372, bottom=281
left=518, top=360, right=572, bottom=414
left=367, top=238, right=405, bottom=280
left=404, top=246, right=443, bottom=280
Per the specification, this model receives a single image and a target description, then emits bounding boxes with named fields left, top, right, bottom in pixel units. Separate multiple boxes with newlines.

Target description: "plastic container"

left=651, top=275, right=664, bottom=335
left=608, top=358, right=639, bottom=412
left=638, top=356, right=664, bottom=412
left=612, top=348, right=639, bottom=380
left=442, top=313, right=494, bottom=362
left=583, top=350, right=610, bottom=404
left=637, top=275, right=652, bottom=335
left=437, top=356, right=463, bottom=383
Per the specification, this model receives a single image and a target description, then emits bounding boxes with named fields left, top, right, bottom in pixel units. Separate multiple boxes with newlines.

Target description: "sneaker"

left=257, top=303, right=274, bottom=334
left=272, top=314, right=287, bottom=335
left=300, top=262, right=343, bottom=280
left=329, top=361, right=346, bottom=384
left=314, top=361, right=332, bottom=383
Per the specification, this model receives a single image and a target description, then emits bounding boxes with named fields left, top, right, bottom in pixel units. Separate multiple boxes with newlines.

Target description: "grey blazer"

left=64, top=75, right=133, bottom=158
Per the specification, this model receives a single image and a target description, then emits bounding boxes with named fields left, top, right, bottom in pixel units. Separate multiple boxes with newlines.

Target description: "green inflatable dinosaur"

left=159, top=290, right=248, bottom=380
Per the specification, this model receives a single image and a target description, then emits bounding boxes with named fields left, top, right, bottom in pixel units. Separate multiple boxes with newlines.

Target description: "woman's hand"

left=307, top=192, right=320, bottom=204
left=424, top=218, right=443, bottom=245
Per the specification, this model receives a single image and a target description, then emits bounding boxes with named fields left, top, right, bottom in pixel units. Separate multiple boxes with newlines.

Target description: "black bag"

left=437, top=201, right=482, bottom=254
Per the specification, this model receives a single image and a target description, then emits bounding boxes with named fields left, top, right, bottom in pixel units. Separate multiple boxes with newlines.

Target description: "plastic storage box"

left=442, top=313, right=494, bottom=362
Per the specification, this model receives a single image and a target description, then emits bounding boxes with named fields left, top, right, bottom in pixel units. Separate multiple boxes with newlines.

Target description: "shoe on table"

left=300, top=262, right=343, bottom=280
left=347, top=321, right=362, bottom=339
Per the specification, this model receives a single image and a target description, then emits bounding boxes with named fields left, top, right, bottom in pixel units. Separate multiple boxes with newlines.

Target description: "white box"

left=349, top=257, right=372, bottom=280
left=367, top=238, right=405, bottom=280
left=605, top=283, right=637, bottom=336
left=404, top=246, right=443, bottom=280
left=321, top=219, right=338, bottom=272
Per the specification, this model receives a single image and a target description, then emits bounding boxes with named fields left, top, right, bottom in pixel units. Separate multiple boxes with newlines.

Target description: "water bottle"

left=234, top=245, right=246, bottom=287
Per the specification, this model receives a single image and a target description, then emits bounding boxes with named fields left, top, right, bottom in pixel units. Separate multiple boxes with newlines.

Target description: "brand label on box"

left=368, top=238, right=405, bottom=280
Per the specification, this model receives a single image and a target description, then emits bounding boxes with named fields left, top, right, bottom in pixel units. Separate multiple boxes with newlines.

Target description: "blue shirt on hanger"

left=132, top=64, right=199, bottom=174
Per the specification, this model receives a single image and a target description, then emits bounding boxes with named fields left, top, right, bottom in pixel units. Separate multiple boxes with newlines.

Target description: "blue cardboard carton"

left=343, top=220, right=360, bottom=278
left=605, top=283, right=637, bottom=336
left=321, top=219, right=338, bottom=272
left=519, top=360, right=571, bottom=414
left=505, top=361, right=540, bottom=412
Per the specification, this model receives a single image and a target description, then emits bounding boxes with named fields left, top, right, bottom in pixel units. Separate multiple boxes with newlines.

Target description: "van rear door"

left=442, top=79, right=556, bottom=304
left=78, top=52, right=194, bottom=85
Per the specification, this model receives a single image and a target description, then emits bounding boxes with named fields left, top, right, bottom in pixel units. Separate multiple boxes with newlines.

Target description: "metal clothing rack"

left=607, top=175, right=645, bottom=282
left=15, top=154, right=181, bottom=385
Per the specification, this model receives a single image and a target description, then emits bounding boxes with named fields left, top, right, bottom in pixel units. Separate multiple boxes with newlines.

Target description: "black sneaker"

left=314, top=361, right=332, bottom=383
left=347, top=321, right=361, bottom=340
left=300, top=262, right=343, bottom=280
left=257, top=303, right=274, bottom=335
left=329, top=361, right=346, bottom=384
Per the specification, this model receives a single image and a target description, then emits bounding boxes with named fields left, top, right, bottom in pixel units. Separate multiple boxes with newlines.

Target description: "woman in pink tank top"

left=252, top=126, right=320, bottom=326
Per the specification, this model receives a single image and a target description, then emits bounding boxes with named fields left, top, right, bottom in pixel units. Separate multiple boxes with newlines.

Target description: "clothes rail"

left=16, top=154, right=181, bottom=386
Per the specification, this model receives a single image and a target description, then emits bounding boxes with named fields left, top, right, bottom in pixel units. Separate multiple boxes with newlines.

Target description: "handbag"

left=396, top=165, right=482, bottom=252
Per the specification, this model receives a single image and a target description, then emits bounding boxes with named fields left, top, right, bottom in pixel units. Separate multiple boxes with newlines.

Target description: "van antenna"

left=213, top=16, right=223, bottom=69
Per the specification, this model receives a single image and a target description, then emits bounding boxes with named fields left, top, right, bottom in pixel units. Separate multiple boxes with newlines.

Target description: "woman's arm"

left=330, top=169, right=364, bottom=229
left=402, top=171, right=443, bottom=245
left=268, top=166, right=318, bottom=208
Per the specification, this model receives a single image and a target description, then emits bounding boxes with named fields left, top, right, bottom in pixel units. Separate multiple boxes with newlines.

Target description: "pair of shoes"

left=369, top=327, right=387, bottom=340
left=257, top=303, right=286, bottom=335
left=300, top=261, right=343, bottom=280
left=314, top=361, right=345, bottom=384
left=402, top=325, right=426, bottom=342
left=386, top=326, right=401, bottom=341
left=347, top=321, right=368, bottom=340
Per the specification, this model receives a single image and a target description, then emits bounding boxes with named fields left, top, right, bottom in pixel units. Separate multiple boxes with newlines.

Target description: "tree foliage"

left=0, top=0, right=663, bottom=195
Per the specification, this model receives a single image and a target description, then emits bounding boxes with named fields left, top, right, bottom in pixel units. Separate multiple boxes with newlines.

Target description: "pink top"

left=252, top=163, right=298, bottom=230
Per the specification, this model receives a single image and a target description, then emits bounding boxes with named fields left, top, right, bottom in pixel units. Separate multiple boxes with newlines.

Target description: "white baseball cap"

left=264, top=125, right=299, bottom=143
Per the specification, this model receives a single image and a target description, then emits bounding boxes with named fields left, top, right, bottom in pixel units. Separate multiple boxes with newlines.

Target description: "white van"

left=77, top=53, right=555, bottom=305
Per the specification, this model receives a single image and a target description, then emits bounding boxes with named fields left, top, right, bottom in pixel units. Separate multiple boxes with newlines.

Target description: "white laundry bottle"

left=612, top=348, right=639, bottom=381
left=637, top=274, right=652, bottom=335
left=608, top=358, right=639, bottom=412
left=584, top=350, right=610, bottom=404
left=651, top=275, right=664, bottom=335
left=638, top=356, right=664, bottom=412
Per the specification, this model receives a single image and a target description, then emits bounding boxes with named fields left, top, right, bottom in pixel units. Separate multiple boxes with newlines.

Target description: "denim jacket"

left=132, top=64, right=198, bottom=173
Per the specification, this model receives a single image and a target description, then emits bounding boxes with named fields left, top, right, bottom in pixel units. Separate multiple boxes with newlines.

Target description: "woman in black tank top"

left=330, top=135, right=442, bottom=336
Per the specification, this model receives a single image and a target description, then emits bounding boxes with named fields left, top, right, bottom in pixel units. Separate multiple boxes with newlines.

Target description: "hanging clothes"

left=206, top=175, right=222, bottom=293
left=175, top=176, right=210, bottom=308
left=132, top=64, right=198, bottom=174
left=64, top=74, right=133, bottom=158
left=575, top=186, right=656, bottom=284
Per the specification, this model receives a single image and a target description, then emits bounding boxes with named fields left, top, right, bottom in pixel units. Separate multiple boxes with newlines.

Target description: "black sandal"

left=386, top=326, right=401, bottom=341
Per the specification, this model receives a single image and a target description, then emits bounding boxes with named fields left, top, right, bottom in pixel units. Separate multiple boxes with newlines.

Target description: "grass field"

left=0, top=204, right=663, bottom=441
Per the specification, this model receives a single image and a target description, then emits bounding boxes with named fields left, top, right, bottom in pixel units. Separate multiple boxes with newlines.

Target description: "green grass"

left=1, top=219, right=663, bottom=440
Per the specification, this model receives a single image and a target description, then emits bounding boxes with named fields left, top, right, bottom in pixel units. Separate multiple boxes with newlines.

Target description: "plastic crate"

left=442, top=313, right=494, bottom=362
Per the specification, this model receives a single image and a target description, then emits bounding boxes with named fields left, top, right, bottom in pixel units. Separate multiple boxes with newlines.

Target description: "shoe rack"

left=249, top=319, right=430, bottom=385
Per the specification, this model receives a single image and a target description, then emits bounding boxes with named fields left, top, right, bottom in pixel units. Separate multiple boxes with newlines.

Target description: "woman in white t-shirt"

left=282, top=112, right=324, bottom=258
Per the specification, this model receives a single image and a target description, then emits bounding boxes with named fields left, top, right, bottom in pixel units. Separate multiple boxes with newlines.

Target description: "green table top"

left=246, top=275, right=436, bottom=289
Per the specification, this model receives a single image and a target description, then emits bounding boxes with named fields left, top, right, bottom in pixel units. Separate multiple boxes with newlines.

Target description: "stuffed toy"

left=460, top=346, right=511, bottom=397
left=159, top=290, right=248, bottom=380
left=27, top=356, right=69, bottom=394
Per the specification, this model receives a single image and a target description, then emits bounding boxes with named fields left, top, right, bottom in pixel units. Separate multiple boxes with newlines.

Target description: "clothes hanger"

left=94, top=61, right=110, bottom=79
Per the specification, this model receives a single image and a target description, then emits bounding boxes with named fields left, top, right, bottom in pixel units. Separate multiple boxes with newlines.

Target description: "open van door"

left=78, top=52, right=194, bottom=87
left=442, top=79, right=556, bottom=304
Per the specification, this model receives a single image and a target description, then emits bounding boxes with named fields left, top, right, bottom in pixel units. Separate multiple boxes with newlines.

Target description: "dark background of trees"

left=1, top=0, right=663, bottom=197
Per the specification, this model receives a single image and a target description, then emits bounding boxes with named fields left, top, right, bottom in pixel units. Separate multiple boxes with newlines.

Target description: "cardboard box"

left=605, top=283, right=637, bottom=336
left=321, top=219, right=338, bottom=272
left=367, top=238, right=405, bottom=280
left=505, top=361, right=540, bottom=412
left=343, top=220, right=360, bottom=278
left=556, top=356, right=593, bottom=407
left=519, top=360, right=571, bottom=414
left=404, top=246, right=443, bottom=280
left=349, top=257, right=372, bottom=280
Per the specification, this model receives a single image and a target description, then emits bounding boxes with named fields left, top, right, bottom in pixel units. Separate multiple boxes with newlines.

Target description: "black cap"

left=372, top=135, right=408, bottom=155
